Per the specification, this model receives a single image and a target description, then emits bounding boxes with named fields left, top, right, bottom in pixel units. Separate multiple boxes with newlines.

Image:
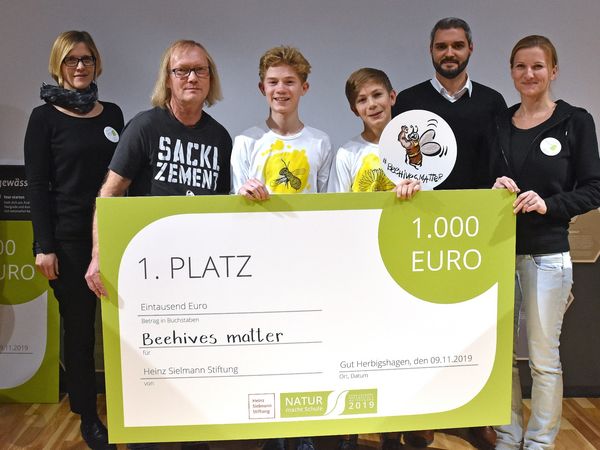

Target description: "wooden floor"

left=1, top=395, right=599, bottom=449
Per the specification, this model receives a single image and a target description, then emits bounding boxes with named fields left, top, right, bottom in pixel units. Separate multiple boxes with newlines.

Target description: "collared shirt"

left=430, top=75, right=473, bottom=103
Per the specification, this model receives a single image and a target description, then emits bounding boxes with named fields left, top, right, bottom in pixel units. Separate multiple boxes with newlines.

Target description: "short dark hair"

left=430, top=17, right=472, bottom=47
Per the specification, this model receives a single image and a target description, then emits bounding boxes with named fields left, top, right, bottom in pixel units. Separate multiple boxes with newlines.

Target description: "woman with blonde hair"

left=492, top=35, right=600, bottom=449
left=24, top=30, right=123, bottom=450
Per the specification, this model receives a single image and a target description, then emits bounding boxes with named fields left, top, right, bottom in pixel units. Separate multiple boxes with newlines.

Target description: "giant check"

left=98, top=190, right=515, bottom=443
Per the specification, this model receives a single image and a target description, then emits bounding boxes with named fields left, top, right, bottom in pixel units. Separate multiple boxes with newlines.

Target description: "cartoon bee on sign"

left=270, top=158, right=306, bottom=190
left=398, top=119, right=446, bottom=168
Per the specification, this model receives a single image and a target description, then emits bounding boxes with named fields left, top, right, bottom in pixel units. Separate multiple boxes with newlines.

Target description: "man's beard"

left=433, top=55, right=470, bottom=79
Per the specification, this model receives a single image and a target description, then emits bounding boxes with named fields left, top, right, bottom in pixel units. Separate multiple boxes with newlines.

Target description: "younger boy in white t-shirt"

left=329, top=67, right=419, bottom=199
left=329, top=68, right=420, bottom=450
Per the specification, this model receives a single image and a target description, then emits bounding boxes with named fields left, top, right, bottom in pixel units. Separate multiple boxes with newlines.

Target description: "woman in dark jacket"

left=492, top=35, right=600, bottom=450
left=24, top=31, right=123, bottom=450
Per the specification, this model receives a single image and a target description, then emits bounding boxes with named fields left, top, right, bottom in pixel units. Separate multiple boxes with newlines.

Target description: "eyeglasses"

left=63, top=55, right=96, bottom=67
left=171, top=66, right=210, bottom=79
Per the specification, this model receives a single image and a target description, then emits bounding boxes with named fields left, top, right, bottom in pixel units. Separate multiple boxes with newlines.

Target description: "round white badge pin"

left=104, top=126, right=120, bottom=143
left=540, top=137, right=561, bottom=156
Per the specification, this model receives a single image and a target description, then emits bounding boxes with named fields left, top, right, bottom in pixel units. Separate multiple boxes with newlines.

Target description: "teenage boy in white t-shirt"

left=230, top=46, right=332, bottom=450
left=231, top=46, right=332, bottom=200
left=329, top=68, right=420, bottom=450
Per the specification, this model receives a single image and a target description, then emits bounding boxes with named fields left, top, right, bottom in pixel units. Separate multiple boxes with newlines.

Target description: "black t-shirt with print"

left=110, top=107, right=232, bottom=196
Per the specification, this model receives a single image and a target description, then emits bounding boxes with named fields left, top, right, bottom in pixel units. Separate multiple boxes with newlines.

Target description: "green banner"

left=0, top=220, right=60, bottom=403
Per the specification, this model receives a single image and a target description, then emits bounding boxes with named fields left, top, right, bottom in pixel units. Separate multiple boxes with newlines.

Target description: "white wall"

left=1, top=0, right=599, bottom=164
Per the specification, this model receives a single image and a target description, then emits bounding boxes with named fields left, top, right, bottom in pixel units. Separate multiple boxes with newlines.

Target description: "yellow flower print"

left=352, top=153, right=395, bottom=192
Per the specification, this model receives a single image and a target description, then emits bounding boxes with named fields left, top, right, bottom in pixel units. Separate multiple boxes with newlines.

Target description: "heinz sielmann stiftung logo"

left=379, top=110, right=457, bottom=189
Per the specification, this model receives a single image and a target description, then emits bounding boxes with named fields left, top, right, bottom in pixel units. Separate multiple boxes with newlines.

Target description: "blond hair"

left=48, top=31, right=102, bottom=86
left=151, top=40, right=223, bottom=108
left=510, top=35, right=558, bottom=69
left=258, top=46, right=311, bottom=82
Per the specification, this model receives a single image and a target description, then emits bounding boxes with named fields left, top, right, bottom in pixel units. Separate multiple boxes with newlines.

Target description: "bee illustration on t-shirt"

left=270, top=158, right=306, bottom=190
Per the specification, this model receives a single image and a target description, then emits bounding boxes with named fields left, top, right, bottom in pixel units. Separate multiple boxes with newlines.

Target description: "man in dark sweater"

left=389, top=17, right=506, bottom=450
left=393, top=17, right=506, bottom=191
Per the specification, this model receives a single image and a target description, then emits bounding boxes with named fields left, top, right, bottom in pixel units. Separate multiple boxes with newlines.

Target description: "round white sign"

left=380, top=110, right=457, bottom=190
